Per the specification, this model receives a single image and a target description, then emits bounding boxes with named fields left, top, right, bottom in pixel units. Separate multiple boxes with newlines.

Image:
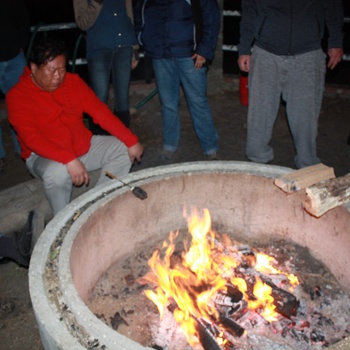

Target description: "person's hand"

left=327, top=48, right=343, bottom=70
left=131, top=50, right=140, bottom=70
left=192, top=53, right=206, bottom=69
left=66, top=159, right=89, bottom=186
left=238, top=55, right=251, bottom=72
left=128, top=142, right=143, bottom=163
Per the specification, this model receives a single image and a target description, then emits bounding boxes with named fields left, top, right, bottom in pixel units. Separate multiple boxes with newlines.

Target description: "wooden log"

left=304, top=173, right=350, bottom=217
left=274, top=163, right=335, bottom=193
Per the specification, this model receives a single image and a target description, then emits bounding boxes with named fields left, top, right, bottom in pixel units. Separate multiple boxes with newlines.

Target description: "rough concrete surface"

left=0, top=69, right=349, bottom=349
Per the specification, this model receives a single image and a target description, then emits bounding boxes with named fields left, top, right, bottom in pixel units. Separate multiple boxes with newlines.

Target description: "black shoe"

left=13, top=210, right=44, bottom=268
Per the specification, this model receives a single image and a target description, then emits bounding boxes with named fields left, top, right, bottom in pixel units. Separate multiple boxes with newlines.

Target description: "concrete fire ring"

left=29, top=161, right=350, bottom=350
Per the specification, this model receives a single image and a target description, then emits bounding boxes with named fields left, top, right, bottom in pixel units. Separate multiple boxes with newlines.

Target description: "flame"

left=141, top=208, right=299, bottom=345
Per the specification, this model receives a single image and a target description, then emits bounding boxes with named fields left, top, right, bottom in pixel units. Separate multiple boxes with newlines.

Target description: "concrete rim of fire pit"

left=29, top=161, right=350, bottom=350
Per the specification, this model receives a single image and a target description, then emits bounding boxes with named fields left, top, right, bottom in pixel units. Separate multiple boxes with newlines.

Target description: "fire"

left=140, top=208, right=299, bottom=346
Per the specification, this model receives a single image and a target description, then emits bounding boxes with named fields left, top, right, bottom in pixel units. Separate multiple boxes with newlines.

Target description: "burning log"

left=304, top=173, right=350, bottom=217
left=194, top=317, right=226, bottom=350
left=264, top=280, right=299, bottom=318
left=217, top=312, right=245, bottom=337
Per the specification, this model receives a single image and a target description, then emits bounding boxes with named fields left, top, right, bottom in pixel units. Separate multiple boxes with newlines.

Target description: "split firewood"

left=304, top=173, right=350, bottom=217
left=274, top=163, right=335, bottom=193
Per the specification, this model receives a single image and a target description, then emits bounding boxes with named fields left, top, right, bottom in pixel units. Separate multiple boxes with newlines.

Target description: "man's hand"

left=192, top=53, right=206, bottom=69
left=327, top=48, right=343, bottom=70
left=131, top=50, right=140, bottom=70
left=238, top=55, right=251, bottom=72
left=66, top=159, right=89, bottom=186
left=128, top=142, right=143, bottom=163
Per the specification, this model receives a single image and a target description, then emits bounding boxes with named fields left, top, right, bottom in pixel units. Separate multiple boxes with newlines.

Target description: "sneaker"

left=159, top=149, right=175, bottom=161
left=206, top=152, right=219, bottom=161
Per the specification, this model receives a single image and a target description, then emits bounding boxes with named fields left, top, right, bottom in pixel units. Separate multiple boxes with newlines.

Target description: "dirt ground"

left=0, top=74, right=349, bottom=350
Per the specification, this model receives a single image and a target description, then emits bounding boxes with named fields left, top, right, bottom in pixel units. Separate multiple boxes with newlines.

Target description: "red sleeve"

left=74, top=75, right=139, bottom=147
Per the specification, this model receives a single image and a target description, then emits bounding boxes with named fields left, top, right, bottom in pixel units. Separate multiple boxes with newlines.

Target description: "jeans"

left=0, top=51, right=26, bottom=157
left=87, top=46, right=133, bottom=111
left=152, top=57, right=218, bottom=155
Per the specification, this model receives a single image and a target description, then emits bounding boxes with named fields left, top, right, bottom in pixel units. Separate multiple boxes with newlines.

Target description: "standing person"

left=7, top=38, right=143, bottom=216
left=73, top=0, right=139, bottom=130
left=134, top=0, right=221, bottom=161
left=237, top=0, right=344, bottom=169
left=0, top=0, right=31, bottom=171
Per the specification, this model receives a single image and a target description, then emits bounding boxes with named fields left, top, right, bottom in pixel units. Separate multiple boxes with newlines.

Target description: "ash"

left=87, top=232, right=350, bottom=350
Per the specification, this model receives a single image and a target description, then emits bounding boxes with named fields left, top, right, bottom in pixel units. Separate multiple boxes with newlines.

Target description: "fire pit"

left=28, top=161, right=350, bottom=350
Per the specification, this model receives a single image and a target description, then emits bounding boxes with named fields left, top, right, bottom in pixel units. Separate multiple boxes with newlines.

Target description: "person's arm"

left=237, top=0, right=257, bottom=72
left=325, top=0, right=344, bottom=70
left=7, top=93, right=78, bottom=164
left=73, top=0, right=104, bottom=31
left=194, top=0, right=221, bottom=61
left=74, top=75, right=139, bottom=147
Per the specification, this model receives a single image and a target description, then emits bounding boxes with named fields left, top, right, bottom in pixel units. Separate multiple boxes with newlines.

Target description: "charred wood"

left=217, top=312, right=245, bottom=337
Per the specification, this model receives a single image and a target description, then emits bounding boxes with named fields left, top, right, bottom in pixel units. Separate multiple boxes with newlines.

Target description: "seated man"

left=7, top=38, right=143, bottom=215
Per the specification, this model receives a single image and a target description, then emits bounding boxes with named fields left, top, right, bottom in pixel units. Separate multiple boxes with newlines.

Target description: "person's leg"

left=111, top=46, right=133, bottom=127
left=282, top=49, right=324, bottom=168
left=245, top=46, right=282, bottom=164
left=87, top=49, right=113, bottom=135
left=1, top=52, right=27, bottom=94
left=1, top=52, right=26, bottom=156
left=177, top=57, right=218, bottom=155
left=152, top=58, right=181, bottom=152
left=79, top=135, right=132, bottom=187
left=26, top=154, right=73, bottom=215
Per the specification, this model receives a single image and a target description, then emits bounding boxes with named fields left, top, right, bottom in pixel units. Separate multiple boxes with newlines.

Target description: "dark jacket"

left=238, top=0, right=344, bottom=56
left=134, top=0, right=220, bottom=61
left=0, top=0, right=31, bottom=62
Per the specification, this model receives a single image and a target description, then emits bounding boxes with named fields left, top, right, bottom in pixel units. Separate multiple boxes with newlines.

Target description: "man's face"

left=30, top=55, right=67, bottom=92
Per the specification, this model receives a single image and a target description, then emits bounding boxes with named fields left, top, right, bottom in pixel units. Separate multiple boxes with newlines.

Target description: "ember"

left=88, top=208, right=350, bottom=350
left=138, top=208, right=301, bottom=348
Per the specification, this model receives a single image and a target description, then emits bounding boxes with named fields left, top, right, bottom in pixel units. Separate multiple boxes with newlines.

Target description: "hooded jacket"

left=7, top=67, right=138, bottom=163
left=238, top=0, right=344, bottom=56
left=133, top=0, right=221, bottom=61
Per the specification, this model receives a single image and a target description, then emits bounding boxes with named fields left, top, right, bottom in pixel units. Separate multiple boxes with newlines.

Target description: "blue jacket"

left=134, top=0, right=220, bottom=61
left=238, top=0, right=344, bottom=56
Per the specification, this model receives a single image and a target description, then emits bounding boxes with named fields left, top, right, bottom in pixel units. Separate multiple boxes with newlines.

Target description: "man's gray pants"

left=246, top=46, right=326, bottom=168
left=26, top=136, right=132, bottom=215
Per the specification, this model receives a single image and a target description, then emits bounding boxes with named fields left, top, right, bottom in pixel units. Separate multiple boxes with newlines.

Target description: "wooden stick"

left=304, top=173, right=350, bottom=217
left=274, top=163, right=335, bottom=193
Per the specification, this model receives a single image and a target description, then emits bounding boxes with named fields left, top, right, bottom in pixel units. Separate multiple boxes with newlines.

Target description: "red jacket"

left=7, top=67, right=138, bottom=164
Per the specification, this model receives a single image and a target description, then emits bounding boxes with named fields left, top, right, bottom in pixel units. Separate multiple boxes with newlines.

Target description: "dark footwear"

left=13, top=210, right=44, bottom=267
left=0, top=158, right=4, bottom=172
left=206, top=152, right=219, bottom=161
left=159, top=149, right=175, bottom=161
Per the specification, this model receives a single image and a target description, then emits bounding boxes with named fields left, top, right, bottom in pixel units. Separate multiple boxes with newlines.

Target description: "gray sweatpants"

left=246, top=46, right=326, bottom=168
left=26, top=136, right=132, bottom=215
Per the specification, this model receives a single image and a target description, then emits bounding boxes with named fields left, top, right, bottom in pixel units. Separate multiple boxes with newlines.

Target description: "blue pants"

left=0, top=51, right=26, bottom=158
left=152, top=57, right=218, bottom=155
left=87, top=46, right=133, bottom=111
